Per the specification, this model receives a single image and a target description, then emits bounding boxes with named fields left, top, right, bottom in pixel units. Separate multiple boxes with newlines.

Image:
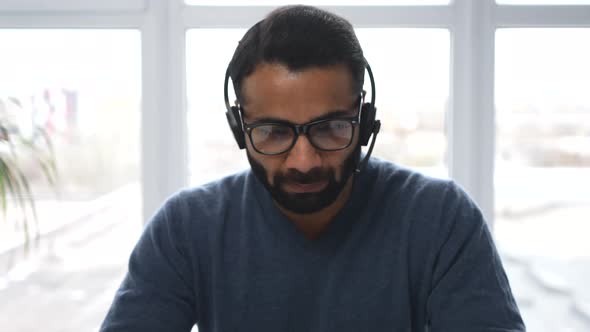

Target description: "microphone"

left=355, top=120, right=381, bottom=173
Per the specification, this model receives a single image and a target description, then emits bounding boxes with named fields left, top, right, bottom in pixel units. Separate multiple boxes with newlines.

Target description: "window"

left=495, top=28, right=590, bottom=331
left=186, top=29, right=250, bottom=186
left=357, top=28, right=449, bottom=177
left=3, top=2, right=590, bottom=331
left=0, top=29, right=141, bottom=261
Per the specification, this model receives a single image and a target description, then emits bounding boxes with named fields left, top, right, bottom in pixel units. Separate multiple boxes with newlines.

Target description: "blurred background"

left=0, top=1, right=589, bottom=331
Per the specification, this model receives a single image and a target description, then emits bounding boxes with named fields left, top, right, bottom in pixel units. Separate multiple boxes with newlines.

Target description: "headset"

left=223, top=61, right=380, bottom=173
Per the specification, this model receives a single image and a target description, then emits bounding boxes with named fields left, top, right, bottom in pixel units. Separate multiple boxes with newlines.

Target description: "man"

left=100, top=5, right=525, bottom=332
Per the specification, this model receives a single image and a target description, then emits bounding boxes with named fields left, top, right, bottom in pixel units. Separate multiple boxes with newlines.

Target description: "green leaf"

left=0, top=162, right=7, bottom=221
left=16, top=167, right=39, bottom=237
left=0, top=111, right=59, bottom=246
left=0, top=157, right=30, bottom=243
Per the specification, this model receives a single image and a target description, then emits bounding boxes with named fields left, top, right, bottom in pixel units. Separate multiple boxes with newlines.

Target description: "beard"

left=247, top=145, right=361, bottom=214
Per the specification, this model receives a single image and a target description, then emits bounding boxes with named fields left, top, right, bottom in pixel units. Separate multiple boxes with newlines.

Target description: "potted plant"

left=0, top=95, right=58, bottom=247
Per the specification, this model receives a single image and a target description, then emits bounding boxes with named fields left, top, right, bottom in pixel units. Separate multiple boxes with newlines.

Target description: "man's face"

left=240, top=63, right=361, bottom=214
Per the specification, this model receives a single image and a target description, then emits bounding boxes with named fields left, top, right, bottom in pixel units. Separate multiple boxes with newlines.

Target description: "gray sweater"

left=100, top=158, right=525, bottom=331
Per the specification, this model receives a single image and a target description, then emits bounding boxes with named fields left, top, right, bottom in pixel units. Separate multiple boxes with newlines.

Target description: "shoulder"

left=148, top=170, right=252, bottom=233
left=364, top=158, right=491, bottom=273
left=169, top=169, right=252, bottom=219
left=364, top=157, right=458, bottom=204
left=364, top=157, right=484, bottom=231
left=177, top=170, right=250, bottom=206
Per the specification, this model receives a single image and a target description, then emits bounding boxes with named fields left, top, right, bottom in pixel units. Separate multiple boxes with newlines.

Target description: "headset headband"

left=224, top=61, right=376, bottom=115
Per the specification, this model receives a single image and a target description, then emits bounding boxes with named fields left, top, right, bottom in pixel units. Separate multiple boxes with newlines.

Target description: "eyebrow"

left=246, top=110, right=356, bottom=125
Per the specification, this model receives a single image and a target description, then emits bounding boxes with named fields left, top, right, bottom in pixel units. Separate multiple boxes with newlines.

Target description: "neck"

left=276, top=175, right=354, bottom=240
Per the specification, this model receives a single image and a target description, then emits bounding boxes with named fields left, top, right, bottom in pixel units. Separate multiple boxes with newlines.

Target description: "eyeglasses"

left=243, top=115, right=360, bottom=155
left=242, top=111, right=360, bottom=155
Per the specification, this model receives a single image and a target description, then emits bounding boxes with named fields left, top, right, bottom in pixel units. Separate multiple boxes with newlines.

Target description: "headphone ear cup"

left=359, top=103, right=376, bottom=146
left=226, top=106, right=246, bottom=149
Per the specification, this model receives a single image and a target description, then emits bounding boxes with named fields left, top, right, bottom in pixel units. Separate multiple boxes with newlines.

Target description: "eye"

left=329, top=120, right=351, bottom=131
left=312, top=120, right=351, bottom=136
left=314, top=121, right=332, bottom=133
left=253, top=124, right=291, bottom=141
left=269, top=125, right=291, bottom=138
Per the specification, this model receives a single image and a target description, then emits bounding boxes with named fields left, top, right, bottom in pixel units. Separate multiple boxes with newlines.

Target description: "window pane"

left=187, top=29, right=250, bottom=186
left=0, top=29, right=141, bottom=330
left=186, top=28, right=448, bottom=186
left=495, top=28, right=590, bottom=331
left=356, top=28, right=449, bottom=178
left=186, top=0, right=450, bottom=5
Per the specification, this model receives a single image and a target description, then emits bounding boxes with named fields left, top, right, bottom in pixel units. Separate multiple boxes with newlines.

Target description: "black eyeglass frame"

left=240, top=97, right=363, bottom=156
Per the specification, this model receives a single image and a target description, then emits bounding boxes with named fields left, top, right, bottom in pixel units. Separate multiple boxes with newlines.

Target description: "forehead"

left=240, top=63, right=358, bottom=123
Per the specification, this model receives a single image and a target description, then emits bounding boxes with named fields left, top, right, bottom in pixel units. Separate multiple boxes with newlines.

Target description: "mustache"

left=277, top=168, right=332, bottom=184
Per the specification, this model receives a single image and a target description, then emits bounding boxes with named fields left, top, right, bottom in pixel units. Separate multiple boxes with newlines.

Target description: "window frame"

left=1, top=0, right=589, bottom=226
left=0, top=0, right=146, bottom=12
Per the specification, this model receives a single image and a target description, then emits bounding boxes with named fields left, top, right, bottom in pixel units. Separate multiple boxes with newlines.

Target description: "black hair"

left=228, top=5, right=366, bottom=105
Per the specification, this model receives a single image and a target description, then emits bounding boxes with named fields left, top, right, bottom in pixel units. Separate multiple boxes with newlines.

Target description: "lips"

left=283, top=180, right=329, bottom=193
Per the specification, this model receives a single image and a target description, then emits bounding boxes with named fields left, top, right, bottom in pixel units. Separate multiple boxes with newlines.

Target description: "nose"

left=283, top=134, right=321, bottom=174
